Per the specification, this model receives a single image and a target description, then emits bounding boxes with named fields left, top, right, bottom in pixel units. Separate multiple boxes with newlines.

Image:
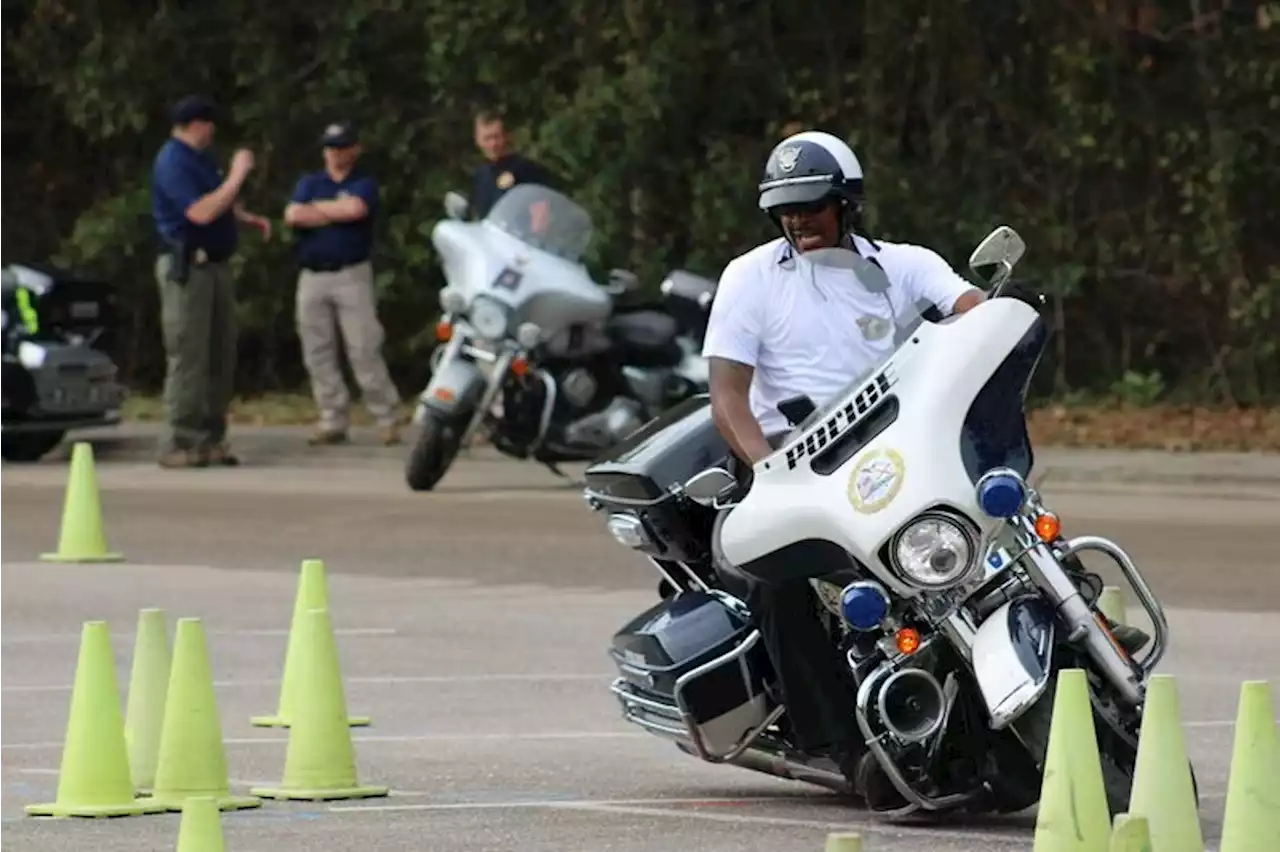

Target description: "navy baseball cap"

left=170, top=95, right=217, bottom=126
left=321, top=120, right=359, bottom=148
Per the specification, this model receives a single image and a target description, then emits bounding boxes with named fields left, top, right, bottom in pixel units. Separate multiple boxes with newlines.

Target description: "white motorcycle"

left=581, top=226, right=1190, bottom=817
left=407, top=184, right=713, bottom=491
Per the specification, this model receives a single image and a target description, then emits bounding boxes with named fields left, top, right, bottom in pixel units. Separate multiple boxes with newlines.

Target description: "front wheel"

left=405, top=410, right=463, bottom=491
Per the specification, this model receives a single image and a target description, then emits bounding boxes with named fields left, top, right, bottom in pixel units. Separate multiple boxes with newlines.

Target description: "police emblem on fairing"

left=777, top=145, right=802, bottom=173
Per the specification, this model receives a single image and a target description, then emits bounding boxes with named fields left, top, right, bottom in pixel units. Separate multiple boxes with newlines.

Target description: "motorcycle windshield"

left=485, top=184, right=593, bottom=264
left=786, top=246, right=934, bottom=433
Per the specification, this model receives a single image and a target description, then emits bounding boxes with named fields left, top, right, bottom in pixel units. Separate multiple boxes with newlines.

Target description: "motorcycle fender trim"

left=971, top=596, right=1054, bottom=729
left=420, top=359, right=488, bottom=417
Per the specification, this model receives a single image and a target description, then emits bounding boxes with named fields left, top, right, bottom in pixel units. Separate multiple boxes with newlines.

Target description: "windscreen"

left=485, top=183, right=593, bottom=263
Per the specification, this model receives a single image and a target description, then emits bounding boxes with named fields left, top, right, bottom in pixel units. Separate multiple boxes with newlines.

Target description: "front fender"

left=418, top=358, right=489, bottom=420
left=970, top=596, right=1055, bottom=729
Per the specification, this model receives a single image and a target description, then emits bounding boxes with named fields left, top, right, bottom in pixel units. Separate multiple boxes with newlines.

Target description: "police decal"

left=777, top=146, right=802, bottom=173
left=496, top=171, right=515, bottom=189
left=847, top=448, right=905, bottom=514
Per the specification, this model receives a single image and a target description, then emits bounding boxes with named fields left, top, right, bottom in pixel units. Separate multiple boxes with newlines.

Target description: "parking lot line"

left=1, top=627, right=397, bottom=643
left=2, top=730, right=648, bottom=751
left=2, top=671, right=611, bottom=694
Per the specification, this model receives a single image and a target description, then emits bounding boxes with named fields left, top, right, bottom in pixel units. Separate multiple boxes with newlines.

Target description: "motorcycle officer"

left=701, top=130, right=1053, bottom=810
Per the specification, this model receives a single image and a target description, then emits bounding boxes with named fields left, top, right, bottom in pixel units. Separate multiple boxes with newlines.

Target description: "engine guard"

left=970, top=596, right=1055, bottom=729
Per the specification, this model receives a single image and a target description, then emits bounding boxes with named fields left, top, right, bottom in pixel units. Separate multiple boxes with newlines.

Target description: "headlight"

left=439, top=286, right=467, bottom=315
left=17, top=341, right=48, bottom=369
left=606, top=514, right=650, bottom=549
left=891, top=512, right=978, bottom=589
left=468, top=297, right=509, bottom=340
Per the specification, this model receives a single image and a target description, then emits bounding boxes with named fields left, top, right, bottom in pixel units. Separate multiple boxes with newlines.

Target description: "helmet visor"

left=759, top=177, right=834, bottom=211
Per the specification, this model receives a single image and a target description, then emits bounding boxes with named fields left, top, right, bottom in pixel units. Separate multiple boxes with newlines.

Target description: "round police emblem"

left=777, top=146, right=802, bottom=173
left=496, top=171, right=515, bottom=189
left=847, top=448, right=905, bottom=514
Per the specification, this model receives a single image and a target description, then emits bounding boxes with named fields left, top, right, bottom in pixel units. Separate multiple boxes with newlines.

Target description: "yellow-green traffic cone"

left=148, top=618, right=260, bottom=812
left=125, top=608, right=171, bottom=794
left=251, top=608, right=389, bottom=801
left=1097, top=586, right=1126, bottom=625
left=1219, top=680, right=1280, bottom=852
left=824, top=832, right=863, bottom=852
left=39, top=441, right=124, bottom=563
left=251, top=559, right=370, bottom=728
left=175, top=796, right=226, bottom=852
left=1032, top=668, right=1112, bottom=852
left=25, top=621, right=165, bottom=817
left=1128, top=674, right=1203, bottom=852
left=1108, top=814, right=1153, bottom=852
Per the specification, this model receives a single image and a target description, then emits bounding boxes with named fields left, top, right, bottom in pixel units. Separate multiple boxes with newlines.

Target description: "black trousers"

left=724, top=441, right=864, bottom=761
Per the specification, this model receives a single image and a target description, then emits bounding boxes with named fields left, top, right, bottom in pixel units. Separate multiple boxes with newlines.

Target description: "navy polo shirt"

left=471, top=154, right=558, bottom=220
left=290, top=170, right=378, bottom=269
left=151, top=138, right=238, bottom=258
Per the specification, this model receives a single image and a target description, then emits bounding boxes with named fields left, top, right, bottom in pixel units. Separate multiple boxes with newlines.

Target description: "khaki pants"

left=155, top=255, right=237, bottom=453
left=296, top=260, right=400, bottom=431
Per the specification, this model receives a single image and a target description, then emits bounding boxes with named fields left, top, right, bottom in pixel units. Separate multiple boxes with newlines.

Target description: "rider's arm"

left=902, top=245, right=985, bottom=316
left=702, top=258, right=773, bottom=465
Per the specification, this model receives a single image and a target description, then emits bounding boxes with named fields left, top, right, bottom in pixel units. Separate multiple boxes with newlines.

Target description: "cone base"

left=39, top=551, right=125, bottom=563
left=250, top=782, right=389, bottom=801
left=25, top=797, right=167, bottom=818
left=250, top=714, right=371, bottom=728
left=148, top=792, right=262, bottom=812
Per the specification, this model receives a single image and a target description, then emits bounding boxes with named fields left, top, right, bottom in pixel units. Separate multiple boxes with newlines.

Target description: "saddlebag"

left=608, top=590, right=778, bottom=760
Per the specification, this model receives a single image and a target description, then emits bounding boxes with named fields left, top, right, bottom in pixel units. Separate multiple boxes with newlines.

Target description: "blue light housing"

left=977, top=471, right=1026, bottom=518
left=840, top=581, right=891, bottom=632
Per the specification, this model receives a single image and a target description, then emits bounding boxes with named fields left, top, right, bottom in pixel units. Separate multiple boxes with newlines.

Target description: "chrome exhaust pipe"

left=878, top=668, right=946, bottom=744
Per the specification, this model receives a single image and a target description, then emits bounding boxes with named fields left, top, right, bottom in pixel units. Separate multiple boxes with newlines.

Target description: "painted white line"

left=2, top=671, right=610, bottom=694
left=1, top=627, right=396, bottom=643
left=328, top=797, right=1030, bottom=844
left=2, top=730, right=648, bottom=750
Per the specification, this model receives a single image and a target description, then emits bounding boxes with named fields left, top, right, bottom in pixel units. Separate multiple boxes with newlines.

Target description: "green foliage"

left=3, top=0, right=1278, bottom=402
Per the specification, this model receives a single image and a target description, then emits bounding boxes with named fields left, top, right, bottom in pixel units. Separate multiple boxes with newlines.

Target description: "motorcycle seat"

left=605, top=310, right=684, bottom=368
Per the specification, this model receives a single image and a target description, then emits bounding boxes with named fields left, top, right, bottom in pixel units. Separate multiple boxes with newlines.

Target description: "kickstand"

left=542, top=460, right=567, bottom=478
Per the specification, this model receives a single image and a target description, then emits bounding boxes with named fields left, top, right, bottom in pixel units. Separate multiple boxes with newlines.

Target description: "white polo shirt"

left=701, top=234, right=977, bottom=435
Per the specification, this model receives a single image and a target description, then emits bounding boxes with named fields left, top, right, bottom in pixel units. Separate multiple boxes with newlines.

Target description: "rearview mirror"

left=967, top=226, right=1026, bottom=293
left=604, top=268, right=640, bottom=296
left=683, top=467, right=738, bottom=507
left=443, top=191, right=469, bottom=221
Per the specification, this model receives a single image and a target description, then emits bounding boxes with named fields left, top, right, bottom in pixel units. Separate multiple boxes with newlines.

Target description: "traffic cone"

left=175, top=796, right=226, bottom=852
left=1127, top=674, right=1202, bottom=852
left=39, top=441, right=124, bottom=563
left=148, top=618, right=261, bottom=811
left=824, top=832, right=863, bottom=852
left=251, top=558, right=370, bottom=728
left=1219, top=680, right=1280, bottom=852
left=125, top=608, right=171, bottom=794
left=251, top=608, right=389, bottom=801
left=1108, top=814, right=1152, bottom=852
left=1032, top=668, right=1111, bottom=852
left=25, top=621, right=165, bottom=817
left=1097, top=586, right=1126, bottom=625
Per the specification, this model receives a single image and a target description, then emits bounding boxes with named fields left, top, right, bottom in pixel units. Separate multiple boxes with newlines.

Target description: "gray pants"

left=295, top=261, right=400, bottom=431
left=155, top=255, right=237, bottom=452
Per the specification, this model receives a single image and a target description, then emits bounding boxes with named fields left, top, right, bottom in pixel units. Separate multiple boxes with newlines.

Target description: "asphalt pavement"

left=2, top=426, right=1278, bottom=852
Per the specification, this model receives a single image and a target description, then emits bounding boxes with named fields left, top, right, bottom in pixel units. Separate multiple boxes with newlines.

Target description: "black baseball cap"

left=321, top=120, right=359, bottom=148
left=170, top=95, right=218, bottom=126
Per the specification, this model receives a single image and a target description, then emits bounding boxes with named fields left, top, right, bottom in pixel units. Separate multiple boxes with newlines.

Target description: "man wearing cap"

left=150, top=94, right=272, bottom=469
left=284, top=121, right=401, bottom=446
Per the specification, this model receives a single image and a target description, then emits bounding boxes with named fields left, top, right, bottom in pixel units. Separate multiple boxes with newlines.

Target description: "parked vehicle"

left=406, top=184, right=713, bottom=491
left=2, top=263, right=126, bottom=462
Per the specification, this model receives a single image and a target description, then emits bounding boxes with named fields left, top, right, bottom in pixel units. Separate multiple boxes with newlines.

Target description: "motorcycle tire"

left=1, top=430, right=65, bottom=462
left=405, top=411, right=462, bottom=492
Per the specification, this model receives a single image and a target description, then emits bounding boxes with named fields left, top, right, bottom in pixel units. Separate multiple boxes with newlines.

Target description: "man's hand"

left=229, top=149, right=255, bottom=180
left=284, top=202, right=331, bottom=229
left=708, top=357, right=773, bottom=466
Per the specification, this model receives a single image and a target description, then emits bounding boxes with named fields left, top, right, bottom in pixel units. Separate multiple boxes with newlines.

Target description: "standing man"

left=470, top=109, right=561, bottom=220
left=284, top=120, right=402, bottom=446
left=150, top=94, right=272, bottom=469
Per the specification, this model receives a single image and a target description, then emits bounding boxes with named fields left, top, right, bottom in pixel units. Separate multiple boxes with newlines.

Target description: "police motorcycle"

left=2, top=263, right=126, bottom=462
left=581, top=227, right=1187, bottom=818
left=406, top=182, right=714, bottom=491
